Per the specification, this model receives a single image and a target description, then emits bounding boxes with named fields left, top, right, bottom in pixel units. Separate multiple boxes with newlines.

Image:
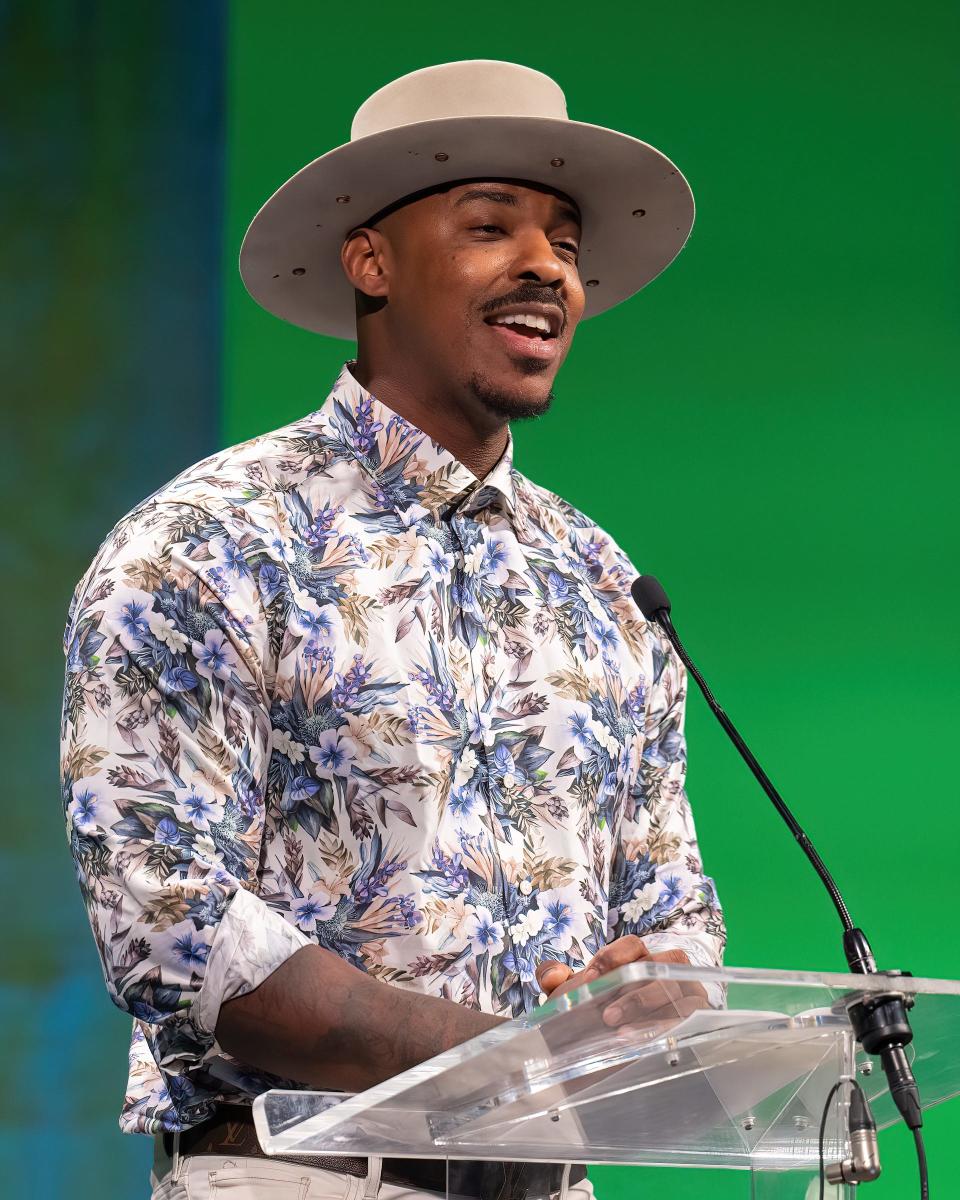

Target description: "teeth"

left=491, top=313, right=553, bottom=335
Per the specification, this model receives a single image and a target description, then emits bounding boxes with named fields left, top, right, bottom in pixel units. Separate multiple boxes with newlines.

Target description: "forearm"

left=216, top=943, right=505, bottom=1091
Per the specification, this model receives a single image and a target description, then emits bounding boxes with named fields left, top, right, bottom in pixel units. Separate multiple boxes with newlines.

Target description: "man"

left=61, top=59, right=724, bottom=1199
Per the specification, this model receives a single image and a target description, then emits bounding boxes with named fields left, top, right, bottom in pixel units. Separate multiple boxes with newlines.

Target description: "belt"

left=169, top=1104, right=587, bottom=1199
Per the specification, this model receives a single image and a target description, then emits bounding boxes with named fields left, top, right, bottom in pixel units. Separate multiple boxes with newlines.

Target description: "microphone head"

left=630, top=574, right=672, bottom=621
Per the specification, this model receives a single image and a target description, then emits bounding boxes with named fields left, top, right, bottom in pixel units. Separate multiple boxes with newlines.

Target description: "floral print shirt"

left=61, top=359, right=725, bottom=1136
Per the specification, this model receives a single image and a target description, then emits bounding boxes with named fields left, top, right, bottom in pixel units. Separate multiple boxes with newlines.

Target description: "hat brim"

left=239, top=114, right=695, bottom=341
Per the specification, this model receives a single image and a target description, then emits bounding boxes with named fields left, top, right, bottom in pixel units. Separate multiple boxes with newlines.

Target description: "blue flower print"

left=173, top=933, right=210, bottom=968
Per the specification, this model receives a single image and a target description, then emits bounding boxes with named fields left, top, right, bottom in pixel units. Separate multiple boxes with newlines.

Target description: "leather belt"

left=169, top=1104, right=587, bottom=1199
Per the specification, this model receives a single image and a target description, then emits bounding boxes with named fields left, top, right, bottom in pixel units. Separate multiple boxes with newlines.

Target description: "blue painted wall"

left=2, top=4, right=225, bottom=1193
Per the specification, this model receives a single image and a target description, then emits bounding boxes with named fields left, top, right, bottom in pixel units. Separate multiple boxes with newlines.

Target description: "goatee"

left=467, top=368, right=555, bottom=421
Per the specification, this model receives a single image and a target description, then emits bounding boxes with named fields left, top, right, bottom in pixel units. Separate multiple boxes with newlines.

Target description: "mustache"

left=481, top=289, right=566, bottom=322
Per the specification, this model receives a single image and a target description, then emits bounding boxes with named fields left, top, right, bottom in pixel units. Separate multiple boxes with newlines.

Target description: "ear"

left=340, top=227, right=390, bottom=300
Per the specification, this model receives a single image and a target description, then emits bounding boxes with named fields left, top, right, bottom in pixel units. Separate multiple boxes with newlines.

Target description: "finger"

left=641, top=995, right=710, bottom=1022
left=550, top=966, right=600, bottom=999
left=681, top=982, right=710, bottom=1003
left=587, top=960, right=707, bottom=1015
left=606, top=992, right=709, bottom=1028
left=584, top=936, right=652, bottom=976
left=600, top=980, right=686, bottom=1025
left=536, top=961, right=574, bottom=993
left=597, top=947, right=702, bottom=1007
left=645, top=948, right=692, bottom=966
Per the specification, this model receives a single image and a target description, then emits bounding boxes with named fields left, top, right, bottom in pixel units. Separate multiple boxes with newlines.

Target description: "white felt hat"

left=239, top=59, right=695, bottom=341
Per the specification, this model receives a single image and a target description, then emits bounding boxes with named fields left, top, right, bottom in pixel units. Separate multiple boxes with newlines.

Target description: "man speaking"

left=61, top=58, right=725, bottom=1200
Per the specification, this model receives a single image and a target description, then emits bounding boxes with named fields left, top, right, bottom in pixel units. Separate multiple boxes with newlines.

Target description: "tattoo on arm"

left=216, top=945, right=505, bottom=1091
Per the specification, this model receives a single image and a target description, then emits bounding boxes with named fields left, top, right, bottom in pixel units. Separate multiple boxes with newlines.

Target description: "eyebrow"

left=452, top=187, right=582, bottom=232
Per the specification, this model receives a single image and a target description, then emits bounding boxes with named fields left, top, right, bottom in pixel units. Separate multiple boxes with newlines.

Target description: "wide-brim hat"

left=239, top=59, right=695, bottom=342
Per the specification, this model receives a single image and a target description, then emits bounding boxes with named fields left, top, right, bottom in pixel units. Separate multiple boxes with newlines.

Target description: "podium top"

left=254, top=962, right=960, bottom=1170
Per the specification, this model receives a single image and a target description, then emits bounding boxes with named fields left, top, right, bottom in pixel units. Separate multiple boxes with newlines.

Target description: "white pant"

left=150, top=1136, right=598, bottom=1200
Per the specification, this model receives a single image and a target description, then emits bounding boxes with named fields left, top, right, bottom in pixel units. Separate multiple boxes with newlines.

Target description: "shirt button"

left=519, top=879, right=532, bottom=896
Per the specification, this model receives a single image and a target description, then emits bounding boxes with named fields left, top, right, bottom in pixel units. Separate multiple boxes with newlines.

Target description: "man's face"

left=352, top=179, right=586, bottom=422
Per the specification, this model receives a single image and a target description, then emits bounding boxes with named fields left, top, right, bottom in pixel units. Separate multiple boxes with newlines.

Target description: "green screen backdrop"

left=224, top=2, right=958, bottom=1196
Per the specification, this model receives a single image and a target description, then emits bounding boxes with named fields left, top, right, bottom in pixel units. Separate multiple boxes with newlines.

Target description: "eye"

left=471, top=225, right=578, bottom=261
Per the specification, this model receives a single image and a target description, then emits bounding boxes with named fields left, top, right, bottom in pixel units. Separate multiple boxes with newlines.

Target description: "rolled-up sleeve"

left=60, top=502, right=307, bottom=1077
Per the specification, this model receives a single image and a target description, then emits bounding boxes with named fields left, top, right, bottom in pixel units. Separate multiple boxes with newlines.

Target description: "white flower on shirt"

left=581, top=588, right=607, bottom=623
left=192, top=834, right=217, bottom=863
left=454, top=746, right=479, bottom=786
left=510, top=906, right=546, bottom=946
left=621, top=881, right=662, bottom=923
left=588, top=718, right=619, bottom=756
left=463, top=544, right=486, bottom=575
left=272, top=728, right=306, bottom=764
left=149, top=614, right=188, bottom=654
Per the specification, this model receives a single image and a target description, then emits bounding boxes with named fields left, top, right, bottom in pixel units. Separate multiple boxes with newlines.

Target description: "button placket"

left=446, top=508, right=514, bottom=962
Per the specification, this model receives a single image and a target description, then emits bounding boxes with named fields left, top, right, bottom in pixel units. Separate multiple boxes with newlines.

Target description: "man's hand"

left=535, top=936, right=710, bottom=1027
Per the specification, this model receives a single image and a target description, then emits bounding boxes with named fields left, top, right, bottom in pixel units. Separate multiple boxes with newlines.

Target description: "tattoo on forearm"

left=217, top=945, right=504, bottom=1091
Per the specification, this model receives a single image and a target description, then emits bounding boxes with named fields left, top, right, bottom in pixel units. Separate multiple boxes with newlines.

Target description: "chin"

left=467, top=367, right=555, bottom=421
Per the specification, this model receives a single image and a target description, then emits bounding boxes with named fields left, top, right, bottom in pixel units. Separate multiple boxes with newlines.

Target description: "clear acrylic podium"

left=252, top=963, right=960, bottom=1198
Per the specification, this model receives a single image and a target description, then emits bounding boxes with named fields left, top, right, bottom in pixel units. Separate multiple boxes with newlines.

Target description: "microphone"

left=630, top=575, right=867, bottom=959
left=630, top=575, right=924, bottom=1142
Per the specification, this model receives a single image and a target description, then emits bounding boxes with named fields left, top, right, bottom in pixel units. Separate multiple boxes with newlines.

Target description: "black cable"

left=819, top=1079, right=848, bottom=1200
left=913, top=1126, right=929, bottom=1200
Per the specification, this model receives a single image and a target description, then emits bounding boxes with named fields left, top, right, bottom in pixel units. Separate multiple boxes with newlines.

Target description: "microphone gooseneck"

left=629, top=574, right=925, bottom=1154
left=630, top=575, right=859, bottom=940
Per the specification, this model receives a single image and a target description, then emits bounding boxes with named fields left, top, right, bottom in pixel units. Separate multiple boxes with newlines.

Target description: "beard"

left=466, top=364, right=555, bottom=421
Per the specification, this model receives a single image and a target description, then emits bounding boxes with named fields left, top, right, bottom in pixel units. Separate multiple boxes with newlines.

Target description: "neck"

left=348, top=353, right=509, bottom=481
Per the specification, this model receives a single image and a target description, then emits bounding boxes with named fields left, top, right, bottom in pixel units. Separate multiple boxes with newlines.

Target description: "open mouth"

left=482, top=310, right=562, bottom=360
left=487, top=320, right=552, bottom=340
left=484, top=310, right=561, bottom=338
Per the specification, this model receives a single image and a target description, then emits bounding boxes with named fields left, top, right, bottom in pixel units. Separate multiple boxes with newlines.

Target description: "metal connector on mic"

left=826, top=1086, right=881, bottom=1185
left=629, top=573, right=931, bottom=1190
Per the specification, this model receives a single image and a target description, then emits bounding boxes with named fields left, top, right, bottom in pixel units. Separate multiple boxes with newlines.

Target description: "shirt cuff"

left=193, top=887, right=311, bottom=1037
left=640, top=929, right=727, bottom=1010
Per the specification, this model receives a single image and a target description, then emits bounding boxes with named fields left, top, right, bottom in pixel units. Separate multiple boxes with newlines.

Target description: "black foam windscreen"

left=630, top=574, right=671, bottom=620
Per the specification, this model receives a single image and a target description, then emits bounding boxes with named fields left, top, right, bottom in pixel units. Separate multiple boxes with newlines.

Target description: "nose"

left=510, top=229, right=568, bottom=290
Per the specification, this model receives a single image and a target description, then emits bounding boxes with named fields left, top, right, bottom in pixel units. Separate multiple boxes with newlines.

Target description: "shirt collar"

left=315, top=360, right=518, bottom=523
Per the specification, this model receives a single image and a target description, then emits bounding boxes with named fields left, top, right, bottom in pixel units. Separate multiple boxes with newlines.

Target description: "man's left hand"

left=535, top=936, right=710, bottom=1027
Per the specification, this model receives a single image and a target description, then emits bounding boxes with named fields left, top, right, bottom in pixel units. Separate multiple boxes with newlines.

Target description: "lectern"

left=253, top=962, right=960, bottom=1198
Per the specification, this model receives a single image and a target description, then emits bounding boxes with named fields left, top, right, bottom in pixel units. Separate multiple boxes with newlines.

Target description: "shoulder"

left=513, top=469, right=639, bottom=583
left=64, top=413, right=323, bottom=640
left=75, top=411, right=328, bottom=582
left=512, top=468, right=674, bottom=674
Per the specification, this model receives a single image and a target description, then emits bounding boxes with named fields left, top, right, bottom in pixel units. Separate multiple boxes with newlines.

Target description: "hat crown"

left=351, top=59, right=568, bottom=141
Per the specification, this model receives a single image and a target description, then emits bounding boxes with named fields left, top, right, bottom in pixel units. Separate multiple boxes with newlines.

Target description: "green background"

left=225, top=2, right=958, bottom=1197
left=6, top=1, right=956, bottom=1195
